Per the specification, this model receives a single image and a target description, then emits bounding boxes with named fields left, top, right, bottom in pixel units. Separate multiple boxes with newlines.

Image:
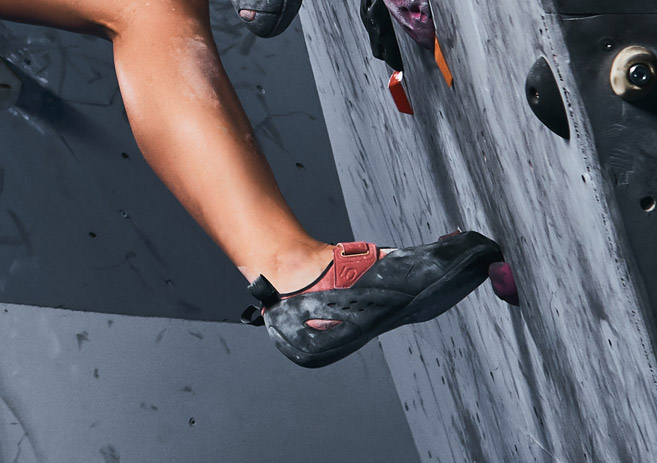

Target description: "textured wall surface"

left=0, top=302, right=418, bottom=463
left=299, top=0, right=657, bottom=461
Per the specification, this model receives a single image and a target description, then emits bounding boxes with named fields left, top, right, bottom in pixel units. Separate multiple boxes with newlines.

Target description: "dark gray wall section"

left=559, top=14, right=657, bottom=328
left=0, top=0, right=352, bottom=322
left=0, top=302, right=419, bottom=463
left=299, top=1, right=657, bottom=462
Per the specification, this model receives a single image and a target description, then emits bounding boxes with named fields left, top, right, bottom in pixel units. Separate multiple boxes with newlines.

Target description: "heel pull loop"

left=240, top=305, right=265, bottom=326
left=247, top=275, right=280, bottom=307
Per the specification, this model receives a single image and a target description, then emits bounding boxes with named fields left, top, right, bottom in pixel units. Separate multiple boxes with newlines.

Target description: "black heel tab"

left=247, top=275, right=280, bottom=307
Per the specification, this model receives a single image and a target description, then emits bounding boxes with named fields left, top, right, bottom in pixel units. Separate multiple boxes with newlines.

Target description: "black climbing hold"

left=525, top=57, right=570, bottom=140
left=360, top=0, right=404, bottom=72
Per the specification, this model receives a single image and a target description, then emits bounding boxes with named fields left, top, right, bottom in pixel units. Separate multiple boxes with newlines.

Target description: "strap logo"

left=339, top=266, right=359, bottom=282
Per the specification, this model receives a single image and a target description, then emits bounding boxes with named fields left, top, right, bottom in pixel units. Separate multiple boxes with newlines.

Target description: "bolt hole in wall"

left=0, top=83, right=10, bottom=89
left=188, top=417, right=196, bottom=427
left=528, top=86, right=540, bottom=103
left=640, top=196, right=656, bottom=212
left=600, top=37, right=615, bottom=52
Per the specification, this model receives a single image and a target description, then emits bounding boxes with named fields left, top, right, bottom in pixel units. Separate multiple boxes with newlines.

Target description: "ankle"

left=270, top=242, right=335, bottom=294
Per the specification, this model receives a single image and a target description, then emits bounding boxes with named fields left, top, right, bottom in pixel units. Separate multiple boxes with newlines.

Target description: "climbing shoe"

left=231, top=0, right=303, bottom=38
left=242, top=231, right=503, bottom=368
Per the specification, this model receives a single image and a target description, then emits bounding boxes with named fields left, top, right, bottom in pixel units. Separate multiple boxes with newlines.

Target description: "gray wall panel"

left=0, top=303, right=419, bottom=463
left=299, top=0, right=657, bottom=461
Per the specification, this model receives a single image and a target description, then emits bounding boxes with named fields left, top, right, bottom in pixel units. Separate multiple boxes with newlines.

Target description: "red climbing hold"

left=488, top=262, right=519, bottom=306
left=388, top=71, right=414, bottom=115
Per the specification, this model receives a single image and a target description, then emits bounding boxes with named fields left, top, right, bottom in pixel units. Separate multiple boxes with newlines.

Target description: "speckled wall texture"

left=299, top=0, right=657, bottom=461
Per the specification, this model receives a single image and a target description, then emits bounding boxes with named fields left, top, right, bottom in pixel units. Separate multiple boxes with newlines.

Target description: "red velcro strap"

left=334, top=242, right=378, bottom=289
left=340, top=241, right=370, bottom=255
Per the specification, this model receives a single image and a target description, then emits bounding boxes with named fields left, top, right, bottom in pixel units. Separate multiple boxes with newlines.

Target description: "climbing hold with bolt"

left=525, top=57, right=570, bottom=139
left=610, top=46, right=657, bottom=101
left=628, top=64, right=651, bottom=87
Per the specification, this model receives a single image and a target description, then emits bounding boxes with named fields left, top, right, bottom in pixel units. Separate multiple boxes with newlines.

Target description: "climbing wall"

left=299, top=0, right=657, bottom=461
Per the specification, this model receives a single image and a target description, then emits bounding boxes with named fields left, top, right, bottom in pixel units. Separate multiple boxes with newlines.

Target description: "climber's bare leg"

left=0, top=0, right=334, bottom=292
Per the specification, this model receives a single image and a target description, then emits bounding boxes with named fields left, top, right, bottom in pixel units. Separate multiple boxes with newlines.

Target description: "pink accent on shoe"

left=239, top=9, right=256, bottom=21
left=488, top=262, right=520, bottom=306
left=304, top=319, right=344, bottom=331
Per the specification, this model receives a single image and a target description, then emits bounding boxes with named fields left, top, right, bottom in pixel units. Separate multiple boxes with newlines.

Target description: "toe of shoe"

left=241, top=12, right=281, bottom=37
left=238, top=0, right=303, bottom=37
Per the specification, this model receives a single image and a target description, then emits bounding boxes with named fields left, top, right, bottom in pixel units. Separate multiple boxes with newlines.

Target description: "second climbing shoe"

left=231, top=0, right=303, bottom=38
left=383, top=0, right=435, bottom=50
left=243, top=231, right=503, bottom=368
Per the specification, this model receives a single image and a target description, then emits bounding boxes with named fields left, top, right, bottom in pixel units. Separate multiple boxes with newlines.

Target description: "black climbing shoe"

left=231, top=0, right=303, bottom=38
left=242, top=231, right=503, bottom=368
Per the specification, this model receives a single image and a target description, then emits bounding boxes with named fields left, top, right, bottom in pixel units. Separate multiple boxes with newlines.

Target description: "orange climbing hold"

left=388, top=71, right=414, bottom=115
left=434, top=36, right=453, bottom=87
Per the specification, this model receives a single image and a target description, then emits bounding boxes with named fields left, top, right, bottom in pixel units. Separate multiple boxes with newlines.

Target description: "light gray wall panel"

left=299, top=0, right=657, bottom=461
left=0, top=302, right=419, bottom=463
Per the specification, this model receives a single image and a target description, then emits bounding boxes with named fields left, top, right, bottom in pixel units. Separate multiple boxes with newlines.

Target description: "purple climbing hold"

left=383, top=0, right=435, bottom=51
left=488, top=262, right=520, bottom=306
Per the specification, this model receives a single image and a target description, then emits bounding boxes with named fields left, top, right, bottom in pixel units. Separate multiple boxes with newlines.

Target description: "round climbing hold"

left=610, top=46, right=657, bottom=101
